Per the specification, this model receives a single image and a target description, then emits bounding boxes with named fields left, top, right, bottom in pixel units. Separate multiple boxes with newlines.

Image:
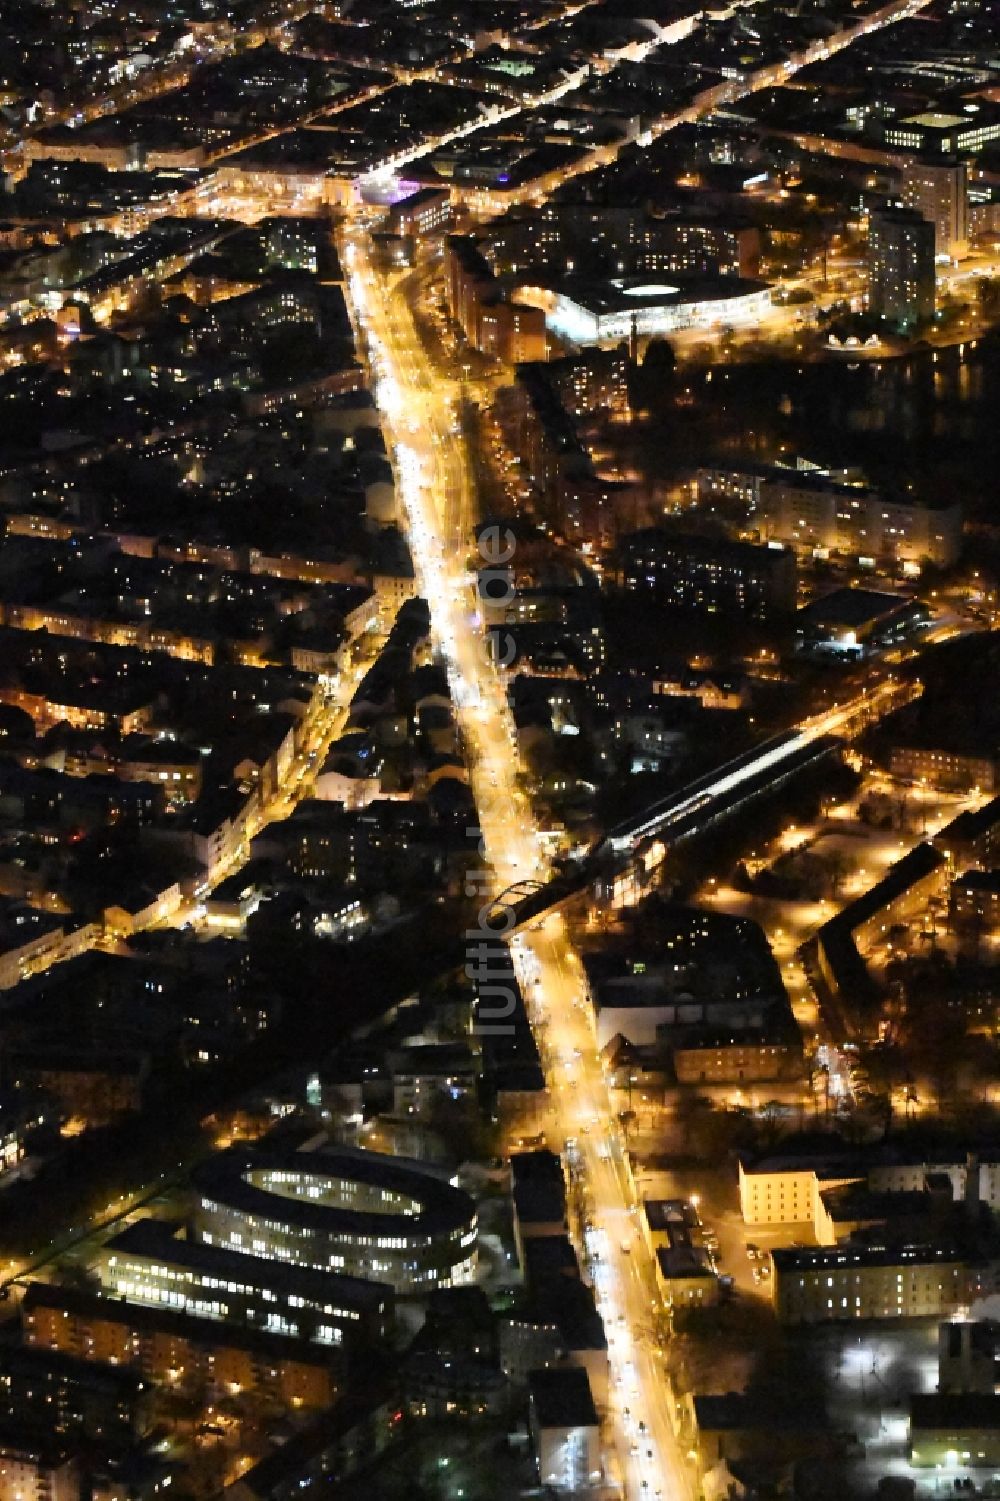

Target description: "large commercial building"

left=882, top=109, right=1000, bottom=157
left=518, top=274, right=772, bottom=346
left=92, top=1217, right=392, bottom=1350
left=449, top=227, right=769, bottom=357
left=795, top=588, right=931, bottom=660
left=621, top=529, right=796, bottom=621
left=867, top=206, right=936, bottom=328
left=192, top=1143, right=478, bottom=1292
left=900, top=158, right=968, bottom=261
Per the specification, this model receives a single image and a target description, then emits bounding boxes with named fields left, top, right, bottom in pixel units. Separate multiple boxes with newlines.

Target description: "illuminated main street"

left=334, top=233, right=918, bottom=1501
left=343, top=227, right=697, bottom=1498
left=338, top=0, right=943, bottom=1483
left=331, top=1, right=946, bottom=1491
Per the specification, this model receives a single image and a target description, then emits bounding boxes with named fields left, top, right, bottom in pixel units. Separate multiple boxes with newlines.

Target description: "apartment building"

left=755, top=473, right=962, bottom=569
left=771, top=1243, right=998, bottom=1325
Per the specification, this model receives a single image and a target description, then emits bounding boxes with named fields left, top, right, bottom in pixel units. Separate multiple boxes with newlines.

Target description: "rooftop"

left=531, top=272, right=769, bottom=317
left=103, top=1217, right=391, bottom=1311
left=771, top=1241, right=971, bottom=1272
left=900, top=111, right=967, bottom=128
left=192, top=1142, right=475, bottom=1240
left=656, top=1244, right=715, bottom=1279
left=528, top=1365, right=599, bottom=1430
left=955, top=868, right=1000, bottom=894
left=910, top=1392, right=1000, bottom=1429
left=797, top=587, right=917, bottom=630
left=24, top=1278, right=357, bottom=1368
left=817, top=842, right=945, bottom=942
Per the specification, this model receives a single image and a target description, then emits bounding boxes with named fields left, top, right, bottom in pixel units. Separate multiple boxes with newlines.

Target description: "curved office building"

left=516, top=274, right=773, bottom=346
left=193, top=1144, right=477, bottom=1293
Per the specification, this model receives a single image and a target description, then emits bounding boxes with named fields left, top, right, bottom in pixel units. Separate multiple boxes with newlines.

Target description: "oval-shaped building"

left=193, top=1144, right=478, bottom=1293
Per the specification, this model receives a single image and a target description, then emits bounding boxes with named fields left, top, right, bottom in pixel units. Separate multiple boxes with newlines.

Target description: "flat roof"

left=819, top=1185, right=934, bottom=1223
left=693, top=1393, right=824, bottom=1432
left=24, top=1279, right=347, bottom=1367
left=522, top=1234, right=579, bottom=1285
left=226, top=1380, right=395, bottom=1499
left=103, top=1217, right=391, bottom=1310
left=939, top=795, right=1000, bottom=845
left=543, top=272, right=769, bottom=316
left=741, top=1152, right=861, bottom=1179
left=817, top=842, right=945, bottom=941
left=393, top=186, right=450, bottom=209
left=644, top=1198, right=697, bottom=1231
left=0, top=1424, right=74, bottom=1465
left=656, top=1245, right=715, bottom=1279
left=194, top=1143, right=475, bottom=1240
left=0, top=1340, right=147, bottom=1394
left=798, top=587, right=917, bottom=629
left=901, top=111, right=966, bottom=128
left=910, top=1393, right=1000, bottom=1429
left=511, top=1150, right=566, bottom=1227
left=955, top=868, right=1000, bottom=893
left=772, top=1241, right=969, bottom=1272
left=529, top=1366, right=599, bottom=1429
left=517, top=1273, right=607, bottom=1352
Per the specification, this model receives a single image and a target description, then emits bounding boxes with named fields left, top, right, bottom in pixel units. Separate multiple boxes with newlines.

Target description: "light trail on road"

left=343, top=230, right=695, bottom=1500
left=336, top=4, right=934, bottom=1488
